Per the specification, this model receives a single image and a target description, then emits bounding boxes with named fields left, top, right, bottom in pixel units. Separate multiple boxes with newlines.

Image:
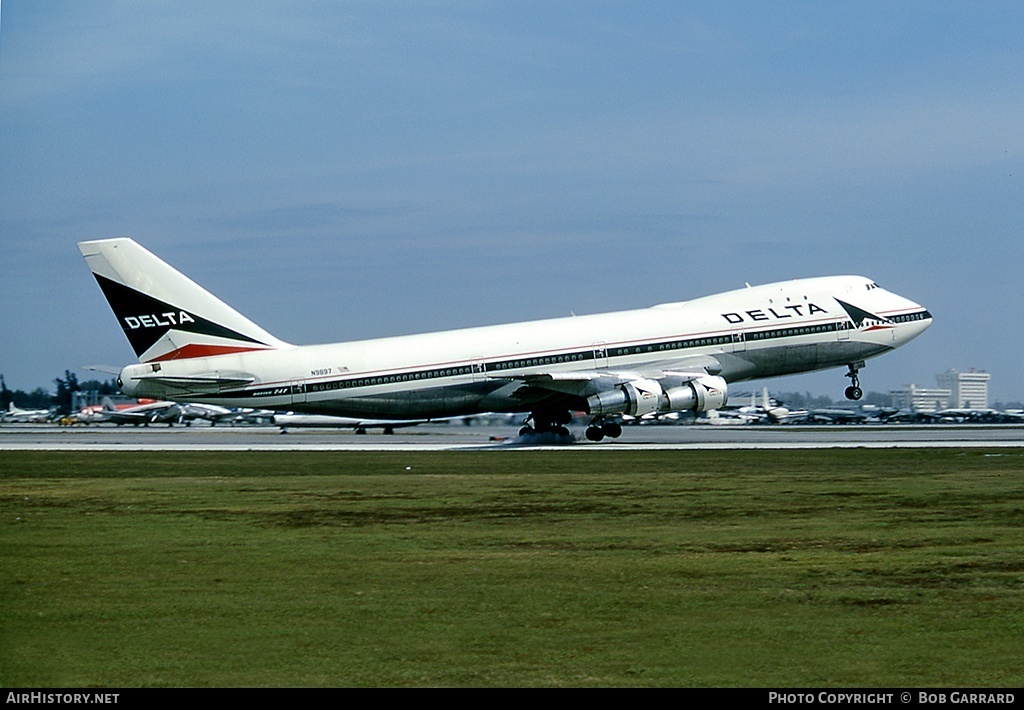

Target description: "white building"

left=936, top=369, right=991, bottom=410
left=891, top=384, right=952, bottom=413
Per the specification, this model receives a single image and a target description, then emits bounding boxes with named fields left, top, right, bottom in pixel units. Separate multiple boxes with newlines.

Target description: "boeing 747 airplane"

left=79, top=238, right=931, bottom=441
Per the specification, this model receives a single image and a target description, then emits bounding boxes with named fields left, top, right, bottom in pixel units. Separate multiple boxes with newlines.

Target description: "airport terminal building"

left=891, top=384, right=952, bottom=413
left=936, top=369, right=991, bottom=410
left=893, top=369, right=991, bottom=412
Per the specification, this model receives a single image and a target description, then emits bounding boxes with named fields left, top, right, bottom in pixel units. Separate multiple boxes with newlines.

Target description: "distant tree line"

left=1, top=373, right=119, bottom=415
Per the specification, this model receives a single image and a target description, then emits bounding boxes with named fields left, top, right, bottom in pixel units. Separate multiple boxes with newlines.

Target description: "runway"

left=3, top=422, right=1024, bottom=451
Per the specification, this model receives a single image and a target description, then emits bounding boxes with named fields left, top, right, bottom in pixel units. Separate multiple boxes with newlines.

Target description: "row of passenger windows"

left=748, top=323, right=844, bottom=341
left=489, top=353, right=589, bottom=370
left=308, top=353, right=598, bottom=393
left=307, top=366, right=474, bottom=393
left=611, top=335, right=733, bottom=357
left=299, top=314, right=929, bottom=393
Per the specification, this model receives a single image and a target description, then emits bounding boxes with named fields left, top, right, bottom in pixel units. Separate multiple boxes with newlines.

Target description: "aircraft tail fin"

left=79, top=238, right=291, bottom=363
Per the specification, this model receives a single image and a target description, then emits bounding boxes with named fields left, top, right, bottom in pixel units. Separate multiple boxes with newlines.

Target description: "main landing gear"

left=584, top=417, right=622, bottom=442
left=844, top=362, right=864, bottom=401
left=517, top=410, right=624, bottom=443
left=519, top=409, right=574, bottom=439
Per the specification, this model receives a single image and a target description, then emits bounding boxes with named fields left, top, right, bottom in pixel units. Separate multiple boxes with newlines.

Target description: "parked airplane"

left=732, top=387, right=797, bottom=424
left=3, top=402, right=54, bottom=423
left=94, top=396, right=181, bottom=426
left=802, top=407, right=870, bottom=425
left=79, top=238, right=932, bottom=442
left=272, top=412, right=432, bottom=434
left=935, top=408, right=1003, bottom=423
left=693, top=408, right=753, bottom=425
left=177, top=404, right=276, bottom=426
left=177, top=402, right=239, bottom=426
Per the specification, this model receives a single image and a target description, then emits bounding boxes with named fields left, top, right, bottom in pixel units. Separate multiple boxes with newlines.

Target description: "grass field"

left=2, top=449, right=1023, bottom=687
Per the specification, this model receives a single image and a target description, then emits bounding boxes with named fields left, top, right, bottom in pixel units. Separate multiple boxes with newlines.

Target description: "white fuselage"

left=118, top=275, right=931, bottom=419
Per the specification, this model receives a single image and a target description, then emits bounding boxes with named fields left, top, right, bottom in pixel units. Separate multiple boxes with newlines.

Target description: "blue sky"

left=2, top=1, right=1022, bottom=402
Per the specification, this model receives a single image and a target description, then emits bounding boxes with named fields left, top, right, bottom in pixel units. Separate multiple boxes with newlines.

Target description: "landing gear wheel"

left=585, top=418, right=622, bottom=442
left=844, top=363, right=864, bottom=401
left=520, top=410, right=576, bottom=443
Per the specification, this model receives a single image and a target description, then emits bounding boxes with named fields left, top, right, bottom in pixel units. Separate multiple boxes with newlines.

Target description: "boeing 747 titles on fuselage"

left=79, top=239, right=931, bottom=441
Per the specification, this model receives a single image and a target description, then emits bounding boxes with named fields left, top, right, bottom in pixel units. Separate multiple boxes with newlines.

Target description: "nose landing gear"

left=844, top=362, right=864, bottom=401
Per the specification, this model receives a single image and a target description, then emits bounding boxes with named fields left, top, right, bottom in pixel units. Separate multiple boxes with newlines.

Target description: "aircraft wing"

left=489, top=352, right=729, bottom=422
left=506, top=370, right=640, bottom=401
left=504, top=357, right=724, bottom=399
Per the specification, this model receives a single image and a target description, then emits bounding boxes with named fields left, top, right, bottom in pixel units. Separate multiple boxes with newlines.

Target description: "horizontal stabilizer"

left=84, top=365, right=123, bottom=375
left=132, top=374, right=256, bottom=391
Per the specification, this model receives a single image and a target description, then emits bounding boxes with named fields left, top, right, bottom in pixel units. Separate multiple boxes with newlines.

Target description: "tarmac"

left=3, top=422, right=1024, bottom=451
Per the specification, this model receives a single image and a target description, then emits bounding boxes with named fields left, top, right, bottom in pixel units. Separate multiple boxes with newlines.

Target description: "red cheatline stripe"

left=145, top=344, right=269, bottom=362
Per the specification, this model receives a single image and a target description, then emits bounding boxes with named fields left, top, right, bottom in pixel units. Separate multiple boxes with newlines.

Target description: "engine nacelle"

left=586, top=378, right=664, bottom=417
left=586, top=375, right=728, bottom=416
left=665, top=375, right=728, bottom=413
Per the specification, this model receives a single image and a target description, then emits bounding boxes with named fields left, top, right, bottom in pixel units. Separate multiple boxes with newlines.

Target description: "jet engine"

left=586, top=375, right=728, bottom=417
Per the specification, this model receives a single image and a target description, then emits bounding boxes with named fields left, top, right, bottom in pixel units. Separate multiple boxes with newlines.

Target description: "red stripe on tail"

left=146, top=344, right=270, bottom=362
